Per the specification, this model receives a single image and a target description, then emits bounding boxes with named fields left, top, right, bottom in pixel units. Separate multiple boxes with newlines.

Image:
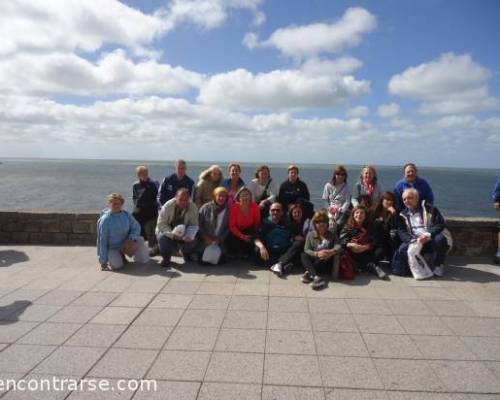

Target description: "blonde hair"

left=106, top=193, right=125, bottom=204
left=135, top=165, right=148, bottom=176
left=198, top=165, right=223, bottom=183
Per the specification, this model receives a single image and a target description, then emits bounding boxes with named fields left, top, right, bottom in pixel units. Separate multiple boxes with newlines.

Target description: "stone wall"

left=0, top=211, right=498, bottom=257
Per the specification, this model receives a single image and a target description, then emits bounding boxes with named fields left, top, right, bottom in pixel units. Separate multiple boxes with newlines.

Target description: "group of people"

left=96, top=160, right=464, bottom=289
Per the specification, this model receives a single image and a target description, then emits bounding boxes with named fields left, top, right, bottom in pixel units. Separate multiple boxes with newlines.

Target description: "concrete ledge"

left=0, top=211, right=498, bottom=256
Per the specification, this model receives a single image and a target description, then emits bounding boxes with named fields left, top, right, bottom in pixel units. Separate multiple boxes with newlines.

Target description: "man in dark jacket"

left=392, top=188, right=449, bottom=277
left=132, top=166, right=159, bottom=248
left=278, top=165, right=311, bottom=215
left=158, top=159, right=194, bottom=206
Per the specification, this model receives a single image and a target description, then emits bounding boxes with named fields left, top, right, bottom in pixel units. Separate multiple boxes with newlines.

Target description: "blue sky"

left=0, top=0, right=499, bottom=168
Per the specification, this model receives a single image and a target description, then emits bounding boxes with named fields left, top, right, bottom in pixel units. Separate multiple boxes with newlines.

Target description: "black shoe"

left=301, top=272, right=313, bottom=283
left=160, top=258, right=171, bottom=268
left=282, top=262, right=293, bottom=274
left=311, top=276, right=327, bottom=290
left=368, top=262, right=389, bottom=280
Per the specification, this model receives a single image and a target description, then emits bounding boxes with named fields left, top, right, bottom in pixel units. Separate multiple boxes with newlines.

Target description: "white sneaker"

left=270, top=262, right=283, bottom=276
left=433, top=265, right=444, bottom=277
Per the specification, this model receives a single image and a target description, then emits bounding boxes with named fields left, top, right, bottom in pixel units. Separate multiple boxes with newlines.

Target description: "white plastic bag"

left=133, top=238, right=150, bottom=264
left=407, top=241, right=433, bottom=280
left=202, top=243, right=221, bottom=265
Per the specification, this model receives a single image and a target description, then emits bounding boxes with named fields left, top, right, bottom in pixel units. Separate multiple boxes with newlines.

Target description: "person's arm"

left=158, top=178, right=167, bottom=206
left=266, top=180, right=279, bottom=203
left=351, top=183, right=360, bottom=207
left=252, top=204, right=261, bottom=231
left=132, top=183, right=139, bottom=207
left=97, top=218, right=109, bottom=265
left=156, top=205, right=174, bottom=238
left=303, top=232, right=317, bottom=257
left=428, top=206, right=445, bottom=238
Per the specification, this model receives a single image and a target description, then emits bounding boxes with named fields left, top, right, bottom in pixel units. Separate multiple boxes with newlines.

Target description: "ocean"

left=0, top=158, right=498, bottom=218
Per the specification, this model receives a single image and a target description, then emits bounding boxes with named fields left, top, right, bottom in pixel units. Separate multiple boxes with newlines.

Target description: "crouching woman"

left=301, top=211, right=341, bottom=290
left=97, top=193, right=149, bottom=271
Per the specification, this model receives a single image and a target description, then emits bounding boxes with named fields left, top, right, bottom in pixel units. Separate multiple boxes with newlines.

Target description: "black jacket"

left=396, top=201, right=445, bottom=244
left=278, top=179, right=310, bottom=210
left=132, top=179, right=159, bottom=222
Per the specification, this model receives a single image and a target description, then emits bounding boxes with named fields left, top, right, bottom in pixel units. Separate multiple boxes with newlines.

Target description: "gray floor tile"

left=161, top=280, right=201, bottom=294
left=48, top=306, right=103, bottom=323
left=363, top=333, right=422, bottom=359
left=425, top=300, right=478, bottom=317
left=71, top=292, right=118, bottom=306
left=34, top=290, right=83, bottom=306
left=34, top=346, right=106, bottom=376
left=229, top=295, right=268, bottom=311
left=233, top=284, right=269, bottom=296
left=374, top=358, right=446, bottom=391
left=468, top=301, right=500, bottom=318
left=88, top=348, right=157, bottom=378
left=315, top=331, right=368, bottom=356
left=3, top=373, right=73, bottom=399
left=441, top=317, right=500, bottom=336
left=269, top=284, right=305, bottom=297
left=189, top=294, right=231, bottom=310
left=66, top=378, right=135, bottom=399
left=326, top=388, right=388, bottom=399
left=268, top=312, right=311, bottom=331
left=397, top=316, right=454, bottom=335
left=215, top=329, right=266, bottom=353
left=269, top=297, right=308, bottom=313
left=205, top=352, right=264, bottom=384
left=0, top=322, right=38, bottom=343
left=197, top=283, right=235, bottom=295
left=461, top=336, right=500, bottom=361
left=132, top=380, right=200, bottom=400
left=354, top=314, right=405, bottom=334
left=385, top=299, right=435, bottom=316
left=264, top=354, right=322, bottom=386
left=308, top=298, right=350, bottom=314
left=263, top=385, right=325, bottom=400
left=0, top=344, right=55, bottom=373
left=109, top=292, right=155, bottom=307
left=266, top=330, right=316, bottom=355
left=347, top=299, right=392, bottom=315
left=386, top=392, right=455, bottom=400
left=430, top=360, right=500, bottom=393
left=412, top=335, right=477, bottom=360
left=484, top=361, right=500, bottom=380
left=3, top=305, right=62, bottom=322
left=148, top=293, right=193, bottom=308
left=198, top=382, right=262, bottom=400
left=413, top=287, right=458, bottom=300
left=134, top=308, right=184, bottom=326
left=65, top=324, right=127, bottom=348
left=147, top=350, right=211, bottom=381
left=90, top=307, right=142, bottom=325
left=18, top=322, right=82, bottom=345
left=114, top=325, right=172, bottom=349
left=310, top=313, right=359, bottom=332
left=223, top=310, right=267, bottom=329
left=320, top=356, right=383, bottom=389
left=178, top=309, right=226, bottom=328
left=165, top=326, right=219, bottom=351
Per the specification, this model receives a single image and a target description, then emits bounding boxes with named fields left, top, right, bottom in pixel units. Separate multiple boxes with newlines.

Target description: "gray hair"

left=175, top=159, right=187, bottom=167
left=402, top=187, right=419, bottom=200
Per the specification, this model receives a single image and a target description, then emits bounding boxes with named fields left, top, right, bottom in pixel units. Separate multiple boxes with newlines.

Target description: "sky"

left=0, top=0, right=499, bottom=168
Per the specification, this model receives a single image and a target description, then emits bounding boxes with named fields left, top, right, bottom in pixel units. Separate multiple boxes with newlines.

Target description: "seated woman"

left=322, top=165, right=351, bottom=231
left=194, top=165, right=223, bottom=208
left=351, top=165, right=382, bottom=207
left=340, top=206, right=388, bottom=280
left=97, top=193, right=148, bottom=271
left=222, top=163, right=245, bottom=207
left=301, top=211, right=341, bottom=290
left=248, top=165, right=279, bottom=220
left=372, top=191, right=399, bottom=261
left=228, top=187, right=261, bottom=256
left=198, top=187, right=230, bottom=264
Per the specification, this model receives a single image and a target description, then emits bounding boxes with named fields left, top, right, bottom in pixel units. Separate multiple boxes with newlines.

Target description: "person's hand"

left=173, top=234, right=183, bottom=241
left=417, top=235, right=431, bottom=244
left=259, top=200, right=267, bottom=209
left=183, top=236, right=193, bottom=243
left=495, top=202, right=500, bottom=211
left=329, top=205, right=338, bottom=215
left=294, top=235, right=304, bottom=241
left=387, top=206, right=396, bottom=215
left=243, top=235, right=252, bottom=243
left=259, top=247, right=269, bottom=261
left=204, top=237, right=215, bottom=245
left=347, top=243, right=364, bottom=253
left=318, top=250, right=331, bottom=259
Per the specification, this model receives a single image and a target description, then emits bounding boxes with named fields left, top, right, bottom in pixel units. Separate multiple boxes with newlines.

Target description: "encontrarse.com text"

left=0, top=378, right=157, bottom=393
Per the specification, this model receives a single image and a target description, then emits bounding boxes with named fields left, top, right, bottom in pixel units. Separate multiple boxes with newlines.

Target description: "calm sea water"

left=0, top=158, right=498, bottom=218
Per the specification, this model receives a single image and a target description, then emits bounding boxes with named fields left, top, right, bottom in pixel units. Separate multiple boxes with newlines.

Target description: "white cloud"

left=198, top=58, right=369, bottom=110
left=157, top=0, right=264, bottom=31
left=377, top=102, right=400, bottom=118
left=0, top=49, right=204, bottom=96
left=389, top=53, right=499, bottom=115
left=252, top=7, right=376, bottom=58
left=346, top=106, right=369, bottom=117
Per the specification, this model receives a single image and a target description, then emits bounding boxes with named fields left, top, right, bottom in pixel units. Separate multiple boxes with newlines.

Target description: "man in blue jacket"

left=394, top=163, right=434, bottom=211
left=493, top=177, right=500, bottom=264
left=158, top=159, right=194, bottom=206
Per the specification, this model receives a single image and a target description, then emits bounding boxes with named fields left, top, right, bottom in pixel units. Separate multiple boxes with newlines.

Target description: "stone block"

left=59, top=220, right=73, bottom=233
left=68, top=233, right=95, bottom=245
left=25, top=222, right=41, bottom=232
left=0, top=232, right=12, bottom=243
left=29, top=232, right=53, bottom=244
left=73, top=221, right=93, bottom=234
left=11, top=232, right=29, bottom=243
left=41, top=220, right=61, bottom=233
left=3, top=222, right=24, bottom=232
left=52, top=233, right=68, bottom=244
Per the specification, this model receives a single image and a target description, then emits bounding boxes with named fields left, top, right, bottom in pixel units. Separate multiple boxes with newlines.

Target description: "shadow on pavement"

left=0, top=250, right=29, bottom=267
left=0, top=300, right=32, bottom=325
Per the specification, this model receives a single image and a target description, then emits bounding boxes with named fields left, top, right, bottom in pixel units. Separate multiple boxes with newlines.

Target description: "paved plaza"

left=1, top=246, right=500, bottom=399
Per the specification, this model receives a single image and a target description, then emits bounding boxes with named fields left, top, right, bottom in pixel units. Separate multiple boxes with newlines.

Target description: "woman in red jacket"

left=228, top=187, right=261, bottom=256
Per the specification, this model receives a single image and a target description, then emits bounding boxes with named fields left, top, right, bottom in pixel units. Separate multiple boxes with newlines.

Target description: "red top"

left=229, top=202, right=261, bottom=240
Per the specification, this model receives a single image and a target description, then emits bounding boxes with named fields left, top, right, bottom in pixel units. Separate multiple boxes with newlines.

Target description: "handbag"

left=202, top=243, right=222, bottom=265
left=339, top=253, right=355, bottom=280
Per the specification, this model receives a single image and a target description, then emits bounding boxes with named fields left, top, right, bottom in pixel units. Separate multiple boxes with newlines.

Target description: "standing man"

left=394, top=163, right=434, bottom=211
left=278, top=165, right=311, bottom=212
left=158, top=160, right=194, bottom=206
left=493, top=177, right=500, bottom=264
